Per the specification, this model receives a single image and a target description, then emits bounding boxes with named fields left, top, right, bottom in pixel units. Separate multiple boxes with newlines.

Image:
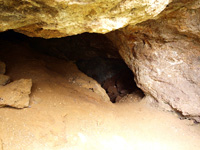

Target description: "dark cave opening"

left=0, top=30, right=144, bottom=103
left=76, top=57, right=140, bottom=103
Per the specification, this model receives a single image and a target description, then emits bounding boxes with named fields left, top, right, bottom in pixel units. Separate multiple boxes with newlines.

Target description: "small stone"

left=0, top=62, right=6, bottom=74
left=0, top=74, right=10, bottom=86
left=0, top=79, right=32, bottom=108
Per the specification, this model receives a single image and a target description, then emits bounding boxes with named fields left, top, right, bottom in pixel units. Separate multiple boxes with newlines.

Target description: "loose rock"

left=0, top=79, right=32, bottom=108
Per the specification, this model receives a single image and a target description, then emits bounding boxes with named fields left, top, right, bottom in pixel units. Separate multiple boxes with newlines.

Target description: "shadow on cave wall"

left=0, top=30, right=144, bottom=103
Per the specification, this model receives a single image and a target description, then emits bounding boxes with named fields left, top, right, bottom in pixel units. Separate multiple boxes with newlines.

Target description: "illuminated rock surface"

left=0, top=79, right=32, bottom=108
left=107, top=0, right=200, bottom=122
left=0, top=0, right=170, bottom=38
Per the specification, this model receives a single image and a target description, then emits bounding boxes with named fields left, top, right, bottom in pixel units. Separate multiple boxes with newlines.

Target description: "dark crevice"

left=76, top=57, right=139, bottom=103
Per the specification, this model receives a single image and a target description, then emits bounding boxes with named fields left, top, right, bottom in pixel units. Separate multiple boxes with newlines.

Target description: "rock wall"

left=0, top=0, right=170, bottom=38
left=107, top=0, right=200, bottom=121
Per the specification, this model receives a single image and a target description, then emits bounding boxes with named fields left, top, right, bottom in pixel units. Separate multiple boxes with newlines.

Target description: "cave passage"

left=0, top=30, right=144, bottom=103
left=0, top=30, right=200, bottom=150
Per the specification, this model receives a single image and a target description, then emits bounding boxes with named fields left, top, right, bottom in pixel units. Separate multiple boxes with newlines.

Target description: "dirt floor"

left=0, top=41, right=200, bottom=150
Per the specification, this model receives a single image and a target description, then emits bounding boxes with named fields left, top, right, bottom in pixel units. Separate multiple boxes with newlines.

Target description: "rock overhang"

left=0, top=0, right=171, bottom=38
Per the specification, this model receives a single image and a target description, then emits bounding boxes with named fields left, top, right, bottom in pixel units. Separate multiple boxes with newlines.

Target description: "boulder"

left=0, top=79, right=32, bottom=108
left=107, top=0, right=200, bottom=121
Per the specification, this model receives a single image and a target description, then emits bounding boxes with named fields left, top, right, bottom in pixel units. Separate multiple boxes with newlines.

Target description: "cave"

left=0, top=0, right=200, bottom=149
left=0, top=30, right=144, bottom=103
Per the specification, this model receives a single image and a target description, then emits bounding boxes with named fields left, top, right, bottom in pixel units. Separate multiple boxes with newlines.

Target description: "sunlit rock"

left=0, top=0, right=171, bottom=38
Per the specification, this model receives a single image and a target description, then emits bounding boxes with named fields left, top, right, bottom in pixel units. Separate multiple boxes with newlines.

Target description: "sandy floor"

left=0, top=41, right=200, bottom=150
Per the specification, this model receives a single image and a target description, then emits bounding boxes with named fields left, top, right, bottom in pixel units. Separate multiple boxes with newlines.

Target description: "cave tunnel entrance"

left=1, top=30, right=200, bottom=150
left=0, top=30, right=144, bottom=103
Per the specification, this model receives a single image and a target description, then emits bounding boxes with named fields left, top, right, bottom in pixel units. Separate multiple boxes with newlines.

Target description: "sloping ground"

left=0, top=41, right=200, bottom=150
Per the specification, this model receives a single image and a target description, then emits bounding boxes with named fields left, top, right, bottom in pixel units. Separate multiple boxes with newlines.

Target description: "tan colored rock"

left=0, top=62, right=6, bottom=74
left=73, top=77, right=110, bottom=103
left=107, top=0, right=200, bottom=121
left=0, top=0, right=171, bottom=38
left=0, top=74, right=10, bottom=86
left=0, top=79, right=32, bottom=108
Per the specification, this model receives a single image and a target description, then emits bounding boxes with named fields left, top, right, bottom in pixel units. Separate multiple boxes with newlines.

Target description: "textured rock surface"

left=107, top=0, right=200, bottom=121
left=0, top=79, right=32, bottom=108
left=0, top=0, right=170, bottom=38
left=69, top=73, right=110, bottom=103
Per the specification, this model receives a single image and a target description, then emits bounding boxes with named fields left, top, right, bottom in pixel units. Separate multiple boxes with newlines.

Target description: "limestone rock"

left=0, top=79, right=32, bottom=108
left=0, top=74, right=10, bottom=86
left=107, top=0, right=200, bottom=121
left=72, top=77, right=110, bottom=103
left=0, top=62, right=6, bottom=74
left=0, top=0, right=171, bottom=38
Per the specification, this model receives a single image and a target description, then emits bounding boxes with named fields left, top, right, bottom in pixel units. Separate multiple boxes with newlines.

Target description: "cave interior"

left=0, top=30, right=144, bottom=103
left=0, top=29, right=200, bottom=150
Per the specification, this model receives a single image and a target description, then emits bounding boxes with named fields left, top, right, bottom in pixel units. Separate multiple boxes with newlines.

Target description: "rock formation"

left=107, top=0, right=200, bottom=121
left=0, top=60, right=32, bottom=108
left=0, top=0, right=200, bottom=122
left=0, top=0, right=170, bottom=38
left=0, top=79, right=32, bottom=108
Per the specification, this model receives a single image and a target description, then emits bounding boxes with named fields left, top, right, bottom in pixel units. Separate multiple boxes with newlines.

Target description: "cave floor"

left=0, top=41, right=200, bottom=150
